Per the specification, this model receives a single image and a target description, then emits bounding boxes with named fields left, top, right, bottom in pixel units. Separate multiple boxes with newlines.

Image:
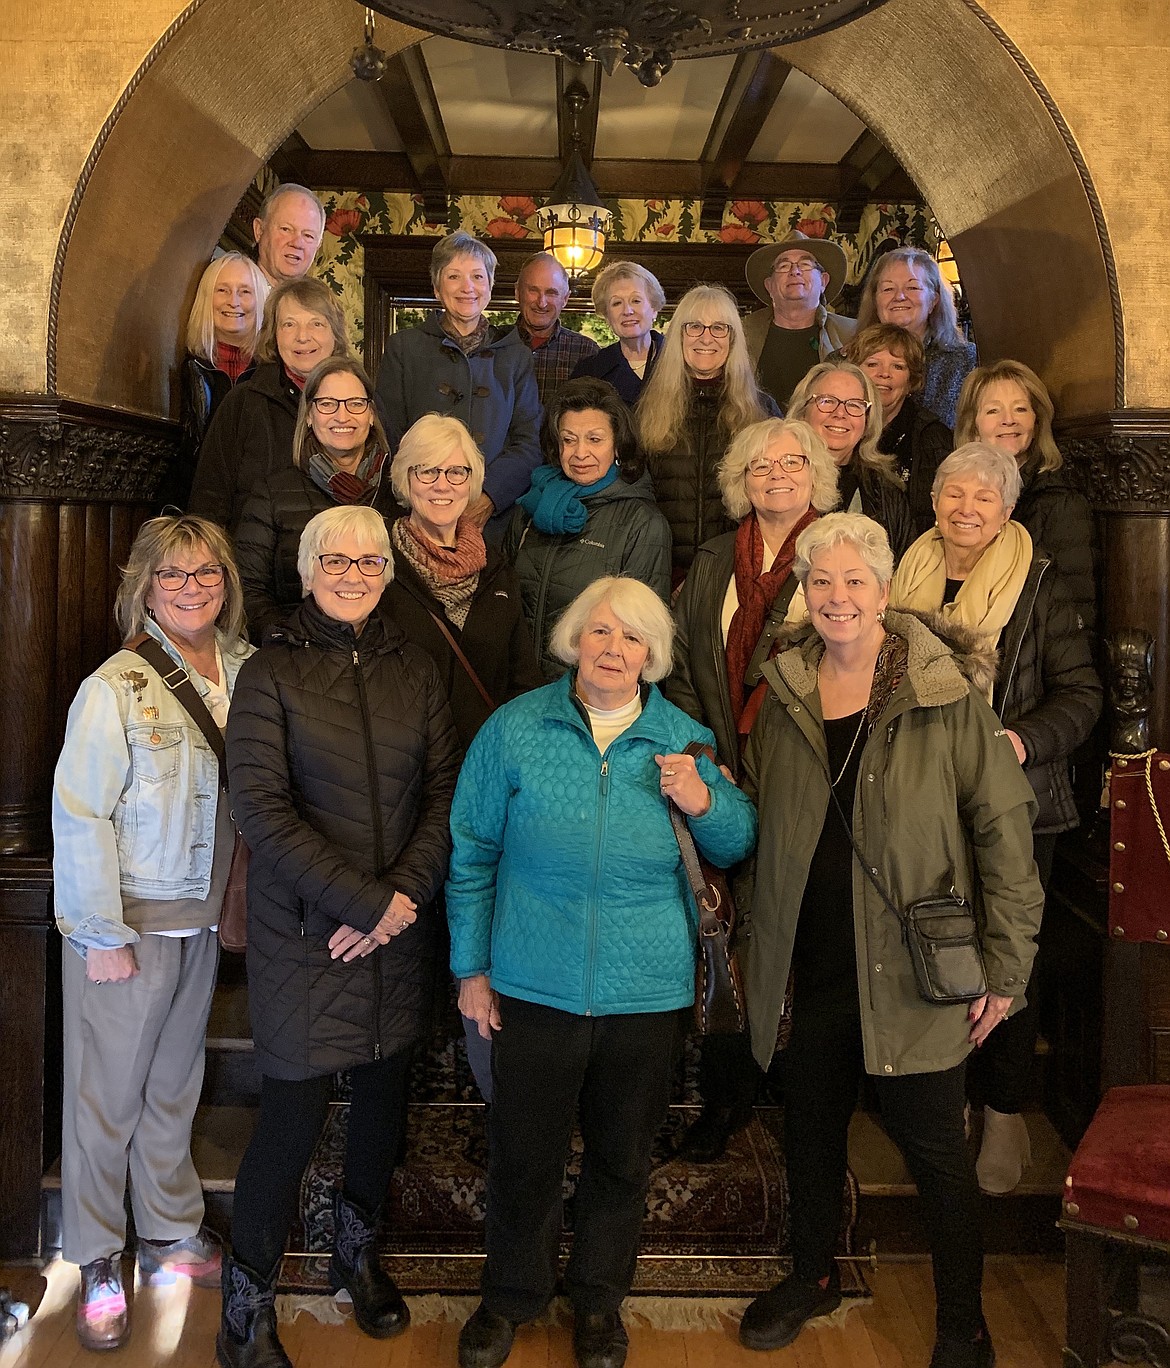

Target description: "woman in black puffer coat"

left=218, top=504, right=459, bottom=1368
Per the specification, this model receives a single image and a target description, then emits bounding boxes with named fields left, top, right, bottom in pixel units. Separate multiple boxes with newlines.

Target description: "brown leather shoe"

left=76, top=1255, right=129, bottom=1351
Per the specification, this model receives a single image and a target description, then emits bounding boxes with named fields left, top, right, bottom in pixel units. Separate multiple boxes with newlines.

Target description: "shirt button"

left=884, top=1064, right=894, bottom=1074
left=871, top=867, right=879, bottom=876
left=866, top=773, right=875, bottom=782
left=874, top=963, right=883, bottom=972
left=792, top=704, right=800, bottom=712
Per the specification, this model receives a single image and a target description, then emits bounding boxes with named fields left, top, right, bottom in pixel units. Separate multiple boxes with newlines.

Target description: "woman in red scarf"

left=664, top=415, right=840, bottom=1162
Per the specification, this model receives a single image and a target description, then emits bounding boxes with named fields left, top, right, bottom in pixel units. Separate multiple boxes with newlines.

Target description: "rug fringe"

left=277, top=1291, right=870, bottom=1333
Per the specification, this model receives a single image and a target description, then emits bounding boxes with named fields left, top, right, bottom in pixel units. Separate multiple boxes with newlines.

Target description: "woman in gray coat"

left=503, top=377, right=671, bottom=679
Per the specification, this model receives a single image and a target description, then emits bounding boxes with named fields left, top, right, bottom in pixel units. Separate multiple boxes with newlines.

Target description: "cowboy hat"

left=746, top=230, right=848, bottom=307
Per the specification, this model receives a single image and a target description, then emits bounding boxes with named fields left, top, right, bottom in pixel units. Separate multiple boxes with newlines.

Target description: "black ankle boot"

left=330, top=1190, right=409, bottom=1339
left=215, top=1255, right=292, bottom=1368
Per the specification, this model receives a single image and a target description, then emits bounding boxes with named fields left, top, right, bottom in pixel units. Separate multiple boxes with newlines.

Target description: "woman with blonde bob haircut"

left=447, top=575, right=756, bottom=1368
left=53, top=515, right=254, bottom=1352
left=737, top=508, right=1044, bottom=1364
left=389, top=412, right=485, bottom=507
left=236, top=356, right=394, bottom=641
left=788, top=361, right=913, bottom=560
left=954, top=359, right=1097, bottom=630
left=638, top=284, right=781, bottom=583
left=855, top=246, right=976, bottom=427
left=221, top=501, right=459, bottom=1366
left=164, top=253, right=272, bottom=509
left=666, top=419, right=838, bottom=1164
left=572, top=260, right=667, bottom=404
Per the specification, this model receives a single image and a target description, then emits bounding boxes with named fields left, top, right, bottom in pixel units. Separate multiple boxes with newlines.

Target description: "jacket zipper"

left=713, top=635, right=737, bottom=774
left=996, top=562, right=1047, bottom=711
left=353, top=646, right=385, bottom=1060
left=583, top=755, right=611, bottom=1015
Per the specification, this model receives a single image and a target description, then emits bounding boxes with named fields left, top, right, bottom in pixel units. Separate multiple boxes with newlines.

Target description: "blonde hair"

left=856, top=247, right=966, bottom=351
left=636, top=285, right=771, bottom=454
left=550, top=577, right=675, bottom=683
left=932, top=442, right=1022, bottom=509
left=718, top=419, right=840, bottom=521
left=590, top=260, right=666, bottom=316
left=954, top=359, right=1061, bottom=474
left=116, top=515, right=246, bottom=643
left=290, top=357, right=388, bottom=473
left=297, top=505, right=393, bottom=596
left=794, top=512, right=895, bottom=590
left=788, top=362, right=901, bottom=488
left=185, top=253, right=270, bottom=363
left=390, top=414, right=486, bottom=506
left=254, top=278, right=352, bottom=365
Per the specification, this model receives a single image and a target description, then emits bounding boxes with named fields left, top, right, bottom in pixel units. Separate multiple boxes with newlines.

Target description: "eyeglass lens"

left=412, top=465, right=472, bottom=485
left=317, top=555, right=388, bottom=577
left=155, top=565, right=225, bottom=590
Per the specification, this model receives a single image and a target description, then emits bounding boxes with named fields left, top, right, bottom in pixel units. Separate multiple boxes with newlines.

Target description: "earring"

left=877, top=610, right=886, bottom=623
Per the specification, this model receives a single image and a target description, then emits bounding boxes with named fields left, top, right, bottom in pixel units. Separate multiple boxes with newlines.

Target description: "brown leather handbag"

left=127, top=633, right=250, bottom=953
left=667, top=741, right=746, bottom=1035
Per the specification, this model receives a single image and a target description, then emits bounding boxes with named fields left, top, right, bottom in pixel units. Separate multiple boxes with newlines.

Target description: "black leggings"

left=230, top=1050, right=411, bottom=1277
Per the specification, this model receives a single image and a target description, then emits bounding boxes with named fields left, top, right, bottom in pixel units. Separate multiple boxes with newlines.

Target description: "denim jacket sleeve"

left=51, top=676, right=141, bottom=955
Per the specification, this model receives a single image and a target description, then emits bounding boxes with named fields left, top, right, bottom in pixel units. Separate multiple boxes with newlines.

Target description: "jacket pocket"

left=126, top=724, right=183, bottom=784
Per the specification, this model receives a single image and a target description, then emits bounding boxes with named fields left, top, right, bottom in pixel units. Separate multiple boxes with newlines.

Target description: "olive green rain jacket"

left=741, top=608, right=1043, bottom=1076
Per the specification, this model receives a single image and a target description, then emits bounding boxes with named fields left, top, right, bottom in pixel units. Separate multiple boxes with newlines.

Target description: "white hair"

left=549, top=577, right=674, bottom=683
left=793, top=512, right=895, bottom=589
left=932, top=442, right=1022, bottom=508
left=297, top=505, right=393, bottom=595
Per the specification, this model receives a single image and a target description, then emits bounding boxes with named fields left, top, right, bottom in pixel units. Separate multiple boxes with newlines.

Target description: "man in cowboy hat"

left=743, top=229, right=858, bottom=409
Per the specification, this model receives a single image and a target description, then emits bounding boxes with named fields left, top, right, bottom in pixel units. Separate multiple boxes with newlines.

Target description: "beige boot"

left=976, top=1107, right=1031, bottom=1195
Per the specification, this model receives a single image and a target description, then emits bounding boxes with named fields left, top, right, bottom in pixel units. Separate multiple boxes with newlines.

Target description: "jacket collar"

left=140, top=616, right=251, bottom=694
left=549, top=671, right=676, bottom=747
left=269, top=594, right=405, bottom=657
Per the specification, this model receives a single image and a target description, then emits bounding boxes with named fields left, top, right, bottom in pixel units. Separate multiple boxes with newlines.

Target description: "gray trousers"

left=61, top=928, right=218, bottom=1265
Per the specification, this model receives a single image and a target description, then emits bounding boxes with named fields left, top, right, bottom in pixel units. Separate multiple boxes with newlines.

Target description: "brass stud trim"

left=1124, top=1214, right=1139, bottom=1230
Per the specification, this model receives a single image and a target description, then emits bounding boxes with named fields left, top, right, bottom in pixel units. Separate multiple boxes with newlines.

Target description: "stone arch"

left=49, top=0, right=1119, bottom=419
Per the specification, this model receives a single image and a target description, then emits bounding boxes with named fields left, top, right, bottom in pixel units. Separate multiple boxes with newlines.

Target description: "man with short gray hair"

left=253, top=184, right=326, bottom=286
left=514, top=253, right=599, bottom=404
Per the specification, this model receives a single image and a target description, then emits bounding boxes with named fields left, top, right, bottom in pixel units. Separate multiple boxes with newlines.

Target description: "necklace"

left=831, top=710, right=867, bottom=787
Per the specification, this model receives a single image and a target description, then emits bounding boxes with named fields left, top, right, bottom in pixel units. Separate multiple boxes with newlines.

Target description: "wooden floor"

left=0, top=1256, right=1078, bottom=1367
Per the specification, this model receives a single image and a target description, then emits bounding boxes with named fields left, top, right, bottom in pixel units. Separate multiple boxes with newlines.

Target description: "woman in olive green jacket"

left=735, top=512, right=1043, bottom=1368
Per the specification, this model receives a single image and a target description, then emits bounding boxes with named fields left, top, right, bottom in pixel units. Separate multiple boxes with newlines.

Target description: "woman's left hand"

left=465, top=493, right=495, bottom=528
left=968, top=992, right=1016, bottom=1047
left=656, top=753, right=711, bottom=817
left=330, top=892, right=417, bottom=962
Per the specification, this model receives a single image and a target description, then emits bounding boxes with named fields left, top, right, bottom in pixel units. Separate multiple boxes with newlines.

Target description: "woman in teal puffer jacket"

left=447, top=576, right=756, bottom=1368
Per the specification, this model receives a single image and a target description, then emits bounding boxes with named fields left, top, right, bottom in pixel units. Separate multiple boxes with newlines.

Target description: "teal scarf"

left=517, top=464, right=619, bottom=535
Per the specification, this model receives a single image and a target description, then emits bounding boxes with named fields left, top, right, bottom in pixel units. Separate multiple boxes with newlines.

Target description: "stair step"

left=206, top=978, right=252, bottom=1050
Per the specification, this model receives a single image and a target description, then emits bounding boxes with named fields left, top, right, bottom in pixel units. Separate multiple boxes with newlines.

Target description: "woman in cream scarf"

left=890, top=442, right=1101, bottom=1199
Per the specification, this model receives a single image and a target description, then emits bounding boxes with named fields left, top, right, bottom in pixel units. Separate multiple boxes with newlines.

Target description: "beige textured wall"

left=1, top=0, right=1165, bottom=411
left=978, top=0, right=1170, bottom=407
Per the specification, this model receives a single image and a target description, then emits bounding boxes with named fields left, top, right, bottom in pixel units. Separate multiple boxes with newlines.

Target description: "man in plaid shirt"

left=514, top=253, right=599, bottom=406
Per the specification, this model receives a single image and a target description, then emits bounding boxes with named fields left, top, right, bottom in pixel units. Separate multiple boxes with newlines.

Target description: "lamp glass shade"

left=539, top=202, right=611, bottom=279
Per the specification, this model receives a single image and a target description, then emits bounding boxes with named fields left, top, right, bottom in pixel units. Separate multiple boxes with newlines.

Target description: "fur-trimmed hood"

left=766, top=606, right=999, bottom=706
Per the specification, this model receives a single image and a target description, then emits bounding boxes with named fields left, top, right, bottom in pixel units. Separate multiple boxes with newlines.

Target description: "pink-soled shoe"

left=77, top=1254, right=129, bottom=1351
left=137, top=1225, right=223, bottom=1288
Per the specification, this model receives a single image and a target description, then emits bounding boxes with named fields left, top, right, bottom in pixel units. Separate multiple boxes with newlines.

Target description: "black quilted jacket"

left=1013, top=459, right=1099, bottom=633
left=226, top=597, right=460, bottom=1080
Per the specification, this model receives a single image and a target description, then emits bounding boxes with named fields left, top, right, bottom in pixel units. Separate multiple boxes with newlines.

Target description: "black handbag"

left=667, top=742, right=746, bottom=1035
left=828, top=784, right=987, bottom=1006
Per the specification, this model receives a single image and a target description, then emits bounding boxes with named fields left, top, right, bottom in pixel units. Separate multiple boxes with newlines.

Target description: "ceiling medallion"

left=364, top=1, right=892, bottom=85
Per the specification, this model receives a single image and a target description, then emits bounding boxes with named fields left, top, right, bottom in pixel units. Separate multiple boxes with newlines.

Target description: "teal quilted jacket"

left=446, top=674, right=758, bottom=1016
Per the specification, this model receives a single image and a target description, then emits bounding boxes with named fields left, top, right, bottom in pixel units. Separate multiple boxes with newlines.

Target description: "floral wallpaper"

left=311, top=190, right=937, bottom=353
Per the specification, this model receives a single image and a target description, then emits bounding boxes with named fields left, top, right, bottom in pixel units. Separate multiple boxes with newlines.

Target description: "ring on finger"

left=663, top=768, right=675, bottom=778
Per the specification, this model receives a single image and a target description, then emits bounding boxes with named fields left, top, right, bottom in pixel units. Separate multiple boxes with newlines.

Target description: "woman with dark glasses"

left=236, top=356, right=398, bottom=640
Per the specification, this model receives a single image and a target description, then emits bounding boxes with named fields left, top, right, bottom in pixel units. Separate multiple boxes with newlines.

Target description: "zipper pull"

left=353, top=649, right=360, bottom=665
left=601, top=759, right=608, bottom=777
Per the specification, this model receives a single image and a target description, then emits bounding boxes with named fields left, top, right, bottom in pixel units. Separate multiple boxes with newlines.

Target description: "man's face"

left=764, top=249, right=827, bottom=312
left=253, top=192, right=323, bottom=284
left=516, top=258, right=570, bottom=333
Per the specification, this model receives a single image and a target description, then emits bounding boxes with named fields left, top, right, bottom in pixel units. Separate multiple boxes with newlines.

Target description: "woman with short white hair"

left=890, top=443, right=1101, bottom=1196
left=375, top=231, right=541, bottom=538
left=571, top=260, right=667, bottom=405
left=448, top=575, right=757, bottom=1368
left=218, top=503, right=460, bottom=1367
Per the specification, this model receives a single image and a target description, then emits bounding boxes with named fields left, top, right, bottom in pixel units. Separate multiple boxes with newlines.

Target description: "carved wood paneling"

left=1059, top=410, right=1170, bottom=514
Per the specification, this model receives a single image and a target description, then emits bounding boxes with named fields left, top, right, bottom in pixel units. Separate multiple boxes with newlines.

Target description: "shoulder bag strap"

left=425, top=610, right=496, bottom=712
left=667, top=741, right=721, bottom=935
left=826, top=777, right=908, bottom=933
left=126, top=632, right=228, bottom=791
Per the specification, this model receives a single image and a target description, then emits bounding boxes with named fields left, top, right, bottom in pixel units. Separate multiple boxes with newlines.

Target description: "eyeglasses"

left=772, top=258, right=822, bottom=276
left=807, top=394, right=871, bottom=418
left=316, top=554, right=388, bottom=577
left=411, top=465, right=472, bottom=486
left=748, top=453, right=809, bottom=476
left=311, top=396, right=371, bottom=414
left=681, top=321, right=731, bottom=339
left=154, top=564, right=225, bottom=591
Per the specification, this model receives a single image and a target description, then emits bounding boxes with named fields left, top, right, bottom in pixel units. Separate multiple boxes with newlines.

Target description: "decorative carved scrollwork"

left=1059, top=411, right=1170, bottom=513
left=0, top=398, right=177, bottom=502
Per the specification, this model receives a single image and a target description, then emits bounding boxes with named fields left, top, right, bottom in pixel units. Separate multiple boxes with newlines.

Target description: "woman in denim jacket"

left=52, top=515, right=253, bottom=1352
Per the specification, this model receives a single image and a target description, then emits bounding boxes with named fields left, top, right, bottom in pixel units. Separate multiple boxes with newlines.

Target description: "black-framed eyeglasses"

left=410, top=465, right=472, bottom=486
left=681, top=321, right=731, bottom=339
left=154, top=564, right=225, bottom=591
left=310, top=396, right=372, bottom=415
left=748, top=453, right=809, bottom=476
left=807, top=393, right=871, bottom=418
left=316, top=554, right=388, bottom=577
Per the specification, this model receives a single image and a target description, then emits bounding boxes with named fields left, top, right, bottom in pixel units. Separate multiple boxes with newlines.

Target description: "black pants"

left=782, top=1002, right=985, bottom=1340
left=230, top=1050, right=412, bottom=1277
left=698, top=1029, right=761, bottom=1111
left=481, top=995, right=683, bottom=1322
left=967, top=832, right=1056, bottom=1114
